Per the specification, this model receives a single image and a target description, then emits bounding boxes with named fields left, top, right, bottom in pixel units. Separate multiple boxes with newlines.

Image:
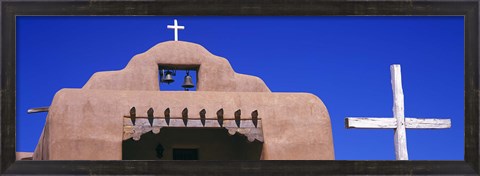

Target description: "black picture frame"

left=1, top=0, right=478, bottom=175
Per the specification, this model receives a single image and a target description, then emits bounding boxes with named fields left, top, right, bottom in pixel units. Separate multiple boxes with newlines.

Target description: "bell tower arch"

left=82, top=41, right=270, bottom=92
left=158, top=65, right=199, bottom=91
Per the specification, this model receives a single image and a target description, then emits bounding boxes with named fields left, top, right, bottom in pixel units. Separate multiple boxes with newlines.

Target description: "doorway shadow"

left=123, top=127, right=263, bottom=160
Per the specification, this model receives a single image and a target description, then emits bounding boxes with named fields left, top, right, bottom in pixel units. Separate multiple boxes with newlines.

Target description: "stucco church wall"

left=34, top=89, right=334, bottom=160
left=33, top=41, right=334, bottom=160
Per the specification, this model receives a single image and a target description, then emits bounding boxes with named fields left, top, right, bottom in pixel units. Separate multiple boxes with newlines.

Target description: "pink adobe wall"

left=32, top=41, right=334, bottom=160
left=34, top=90, right=334, bottom=160
left=82, top=41, right=270, bottom=92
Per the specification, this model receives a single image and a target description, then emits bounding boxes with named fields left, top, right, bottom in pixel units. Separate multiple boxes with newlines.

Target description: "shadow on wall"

left=122, top=127, right=263, bottom=160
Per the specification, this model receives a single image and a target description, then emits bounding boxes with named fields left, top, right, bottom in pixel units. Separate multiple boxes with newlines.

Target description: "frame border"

left=1, top=0, right=478, bottom=175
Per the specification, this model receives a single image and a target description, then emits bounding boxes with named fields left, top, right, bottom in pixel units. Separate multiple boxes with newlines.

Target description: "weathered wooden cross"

left=345, top=64, right=451, bottom=160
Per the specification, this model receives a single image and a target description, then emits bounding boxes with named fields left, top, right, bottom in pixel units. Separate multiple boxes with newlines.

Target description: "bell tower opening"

left=159, top=65, right=199, bottom=91
left=122, top=128, right=263, bottom=160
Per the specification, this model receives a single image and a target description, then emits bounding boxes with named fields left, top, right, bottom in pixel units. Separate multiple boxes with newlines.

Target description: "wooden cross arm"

left=405, top=118, right=451, bottom=129
left=345, top=117, right=451, bottom=129
left=345, top=117, right=397, bottom=129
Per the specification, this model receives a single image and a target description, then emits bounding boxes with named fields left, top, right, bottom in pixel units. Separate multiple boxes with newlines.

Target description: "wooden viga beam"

left=182, top=108, right=188, bottom=126
left=235, top=109, right=241, bottom=127
left=124, top=108, right=261, bottom=128
left=123, top=108, right=264, bottom=142
left=27, top=106, right=49, bottom=114
left=129, top=107, right=136, bottom=125
left=147, top=108, right=154, bottom=127
left=217, top=108, right=224, bottom=127
left=200, top=109, right=206, bottom=127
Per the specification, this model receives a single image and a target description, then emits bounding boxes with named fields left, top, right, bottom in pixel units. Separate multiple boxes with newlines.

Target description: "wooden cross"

left=345, top=64, right=451, bottom=160
left=167, top=19, right=185, bottom=41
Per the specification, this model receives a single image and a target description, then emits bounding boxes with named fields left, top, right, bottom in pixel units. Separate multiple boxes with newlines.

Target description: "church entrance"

left=122, top=127, right=263, bottom=160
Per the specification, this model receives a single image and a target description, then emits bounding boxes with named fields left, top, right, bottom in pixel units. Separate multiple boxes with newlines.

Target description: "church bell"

left=161, top=70, right=175, bottom=84
left=182, top=70, right=195, bottom=89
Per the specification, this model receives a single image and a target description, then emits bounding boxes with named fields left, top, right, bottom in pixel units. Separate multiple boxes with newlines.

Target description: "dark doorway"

left=173, top=149, right=199, bottom=160
left=122, top=128, right=263, bottom=160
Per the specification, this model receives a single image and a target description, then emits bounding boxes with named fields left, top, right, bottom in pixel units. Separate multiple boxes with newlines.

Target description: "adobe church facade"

left=31, top=41, right=334, bottom=160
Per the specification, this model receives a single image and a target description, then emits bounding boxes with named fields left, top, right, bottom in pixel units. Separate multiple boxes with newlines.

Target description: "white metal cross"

left=167, top=19, right=185, bottom=41
left=345, top=64, right=451, bottom=160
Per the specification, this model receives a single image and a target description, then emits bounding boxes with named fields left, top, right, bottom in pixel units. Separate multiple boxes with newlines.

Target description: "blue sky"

left=16, top=16, right=464, bottom=160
